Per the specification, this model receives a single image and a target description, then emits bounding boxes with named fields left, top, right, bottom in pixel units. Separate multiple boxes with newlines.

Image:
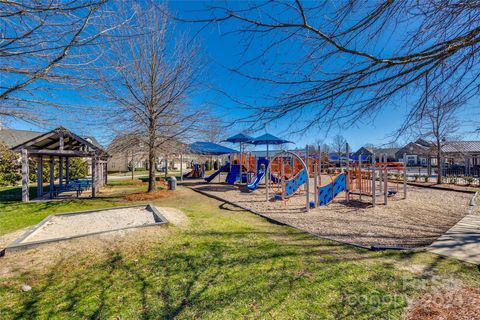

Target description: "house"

left=106, top=135, right=221, bottom=173
left=353, top=146, right=400, bottom=163
left=442, top=141, right=480, bottom=167
left=395, top=139, right=434, bottom=166
left=395, top=138, right=480, bottom=169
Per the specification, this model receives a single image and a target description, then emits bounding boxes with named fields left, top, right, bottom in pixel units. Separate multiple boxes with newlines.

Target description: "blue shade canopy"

left=250, top=133, right=292, bottom=145
left=222, top=133, right=254, bottom=144
left=188, top=142, right=238, bottom=155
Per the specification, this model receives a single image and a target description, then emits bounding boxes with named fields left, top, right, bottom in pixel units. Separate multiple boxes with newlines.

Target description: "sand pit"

left=3, top=205, right=169, bottom=253
left=189, top=181, right=473, bottom=248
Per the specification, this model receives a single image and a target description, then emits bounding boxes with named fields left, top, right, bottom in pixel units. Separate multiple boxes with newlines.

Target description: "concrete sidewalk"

left=429, top=194, right=480, bottom=265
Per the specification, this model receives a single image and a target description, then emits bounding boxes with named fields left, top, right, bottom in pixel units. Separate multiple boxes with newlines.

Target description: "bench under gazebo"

left=12, top=126, right=109, bottom=202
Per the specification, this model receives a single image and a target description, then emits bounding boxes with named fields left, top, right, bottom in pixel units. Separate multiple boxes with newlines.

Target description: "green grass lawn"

left=0, top=183, right=479, bottom=319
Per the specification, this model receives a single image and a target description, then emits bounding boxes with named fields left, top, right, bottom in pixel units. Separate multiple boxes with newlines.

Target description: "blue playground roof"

left=250, top=133, right=292, bottom=145
left=222, top=133, right=254, bottom=144
left=188, top=142, right=238, bottom=155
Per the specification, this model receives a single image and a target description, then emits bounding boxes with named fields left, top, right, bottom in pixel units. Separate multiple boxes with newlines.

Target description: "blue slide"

left=226, top=164, right=240, bottom=184
left=204, top=162, right=230, bottom=183
left=247, top=158, right=270, bottom=190
left=247, top=168, right=266, bottom=190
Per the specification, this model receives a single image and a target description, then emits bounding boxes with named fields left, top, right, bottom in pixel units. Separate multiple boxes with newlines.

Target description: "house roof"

left=442, top=141, right=480, bottom=154
left=353, top=146, right=399, bottom=158
left=0, top=128, right=43, bottom=147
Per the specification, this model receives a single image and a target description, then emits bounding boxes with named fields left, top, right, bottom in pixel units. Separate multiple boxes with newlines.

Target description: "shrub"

left=29, top=157, right=87, bottom=183
left=0, top=143, right=21, bottom=186
left=464, top=176, right=474, bottom=186
left=214, top=160, right=219, bottom=170
left=138, top=176, right=163, bottom=182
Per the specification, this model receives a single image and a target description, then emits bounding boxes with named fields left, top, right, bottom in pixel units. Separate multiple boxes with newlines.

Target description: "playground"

left=183, top=133, right=476, bottom=249
left=190, top=182, right=471, bottom=248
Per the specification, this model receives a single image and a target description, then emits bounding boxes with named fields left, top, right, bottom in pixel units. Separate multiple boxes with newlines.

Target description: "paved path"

left=429, top=195, right=480, bottom=265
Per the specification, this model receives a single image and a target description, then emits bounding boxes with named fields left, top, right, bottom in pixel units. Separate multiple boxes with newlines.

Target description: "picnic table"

left=49, top=179, right=92, bottom=198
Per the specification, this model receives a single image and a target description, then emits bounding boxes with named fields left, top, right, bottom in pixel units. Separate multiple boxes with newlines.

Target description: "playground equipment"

left=204, top=162, right=230, bottom=183
left=183, top=163, right=204, bottom=178
left=269, top=151, right=309, bottom=203
left=314, top=146, right=407, bottom=207
left=347, top=157, right=407, bottom=206
left=248, top=143, right=407, bottom=211
left=204, top=153, right=255, bottom=184
left=247, top=158, right=269, bottom=191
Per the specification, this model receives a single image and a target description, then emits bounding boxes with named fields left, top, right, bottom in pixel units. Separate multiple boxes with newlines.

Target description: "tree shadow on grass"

left=5, top=223, right=480, bottom=319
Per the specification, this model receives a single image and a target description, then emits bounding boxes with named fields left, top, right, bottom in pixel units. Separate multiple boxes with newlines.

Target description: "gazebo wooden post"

left=98, top=160, right=103, bottom=187
left=91, top=156, right=97, bottom=198
left=59, top=156, right=63, bottom=186
left=49, top=156, right=54, bottom=199
left=104, top=162, right=108, bottom=185
left=65, top=157, right=70, bottom=185
left=37, top=156, right=43, bottom=198
left=21, top=149, right=29, bottom=202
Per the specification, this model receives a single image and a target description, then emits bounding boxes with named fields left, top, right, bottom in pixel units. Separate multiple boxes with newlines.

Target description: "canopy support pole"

left=266, top=143, right=269, bottom=201
left=305, top=144, right=310, bottom=212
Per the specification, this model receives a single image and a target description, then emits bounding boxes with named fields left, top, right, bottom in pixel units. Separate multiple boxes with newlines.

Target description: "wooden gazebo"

left=12, top=126, right=109, bottom=202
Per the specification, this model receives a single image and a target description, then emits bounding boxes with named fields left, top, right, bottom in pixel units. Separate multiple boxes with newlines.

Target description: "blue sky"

left=8, top=0, right=479, bottom=151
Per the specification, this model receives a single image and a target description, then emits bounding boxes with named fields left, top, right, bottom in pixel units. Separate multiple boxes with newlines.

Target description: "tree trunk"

left=148, top=147, right=156, bottom=192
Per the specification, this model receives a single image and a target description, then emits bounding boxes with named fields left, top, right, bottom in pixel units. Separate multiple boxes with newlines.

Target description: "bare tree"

left=99, top=2, right=204, bottom=192
left=107, top=134, right=145, bottom=179
left=0, top=0, right=128, bottom=123
left=203, top=117, right=224, bottom=143
left=417, top=93, right=461, bottom=184
left=178, top=1, right=480, bottom=133
left=331, top=134, right=347, bottom=166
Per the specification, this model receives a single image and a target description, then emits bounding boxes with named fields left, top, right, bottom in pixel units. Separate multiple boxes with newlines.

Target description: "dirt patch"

left=0, top=207, right=188, bottom=277
left=190, top=182, right=472, bottom=248
left=0, top=227, right=168, bottom=278
left=124, top=189, right=172, bottom=201
left=406, top=288, right=480, bottom=320
left=22, top=207, right=158, bottom=243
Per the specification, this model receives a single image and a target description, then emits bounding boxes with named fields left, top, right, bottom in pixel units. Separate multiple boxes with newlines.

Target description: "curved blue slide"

left=247, top=158, right=270, bottom=191
left=204, top=162, right=230, bottom=183
left=247, top=169, right=266, bottom=190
